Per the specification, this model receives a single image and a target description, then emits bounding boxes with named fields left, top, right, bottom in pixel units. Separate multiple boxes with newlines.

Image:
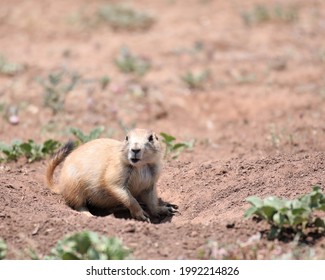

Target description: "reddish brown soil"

left=1, top=0, right=325, bottom=259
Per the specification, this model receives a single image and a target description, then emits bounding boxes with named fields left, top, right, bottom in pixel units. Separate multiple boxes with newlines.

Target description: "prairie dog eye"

left=125, top=135, right=129, bottom=141
left=148, top=134, right=154, bottom=142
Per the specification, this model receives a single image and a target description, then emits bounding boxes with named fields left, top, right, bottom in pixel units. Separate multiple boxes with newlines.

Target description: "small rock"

left=32, top=224, right=40, bottom=235
left=226, top=222, right=235, bottom=229
left=27, top=105, right=39, bottom=114
left=9, top=115, right=19, bottom=125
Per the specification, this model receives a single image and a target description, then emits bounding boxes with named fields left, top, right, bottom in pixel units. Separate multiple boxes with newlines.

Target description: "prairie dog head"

left=123, top=128, right=161, bottom=167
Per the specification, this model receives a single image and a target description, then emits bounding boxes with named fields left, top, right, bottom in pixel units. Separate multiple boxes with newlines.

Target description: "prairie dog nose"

left=131, top=148, right=141, bottom=155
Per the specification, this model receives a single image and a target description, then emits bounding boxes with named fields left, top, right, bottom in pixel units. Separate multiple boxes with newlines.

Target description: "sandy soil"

left=1, top=0, right=325, bottom=259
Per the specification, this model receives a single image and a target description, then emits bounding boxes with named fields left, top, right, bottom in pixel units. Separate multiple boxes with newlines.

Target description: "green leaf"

left=246, top=196, right=263, bottom=207
left=291, top=215, right=305, bottom=227
left=87, top=248, right=100, bottom=260
left=314, top=218, right=325, bottom=228
left=70, top=127, right=104, bottom=143
left=172, top=143, right=187, bottom=150
left=273, top=212, right=285, bottom=226
left=74, top=233, right=91, bottom=254
left=42, top=139, right=60, bottom=154
left=89, top=126, right=105, bottom=139
left=259, top=206, right=277, bottom=220
left=268, top=226, right=281, bottom=240
left=19, top=143, right=32, bottom=153
left=264, top=196, right=285, bottom=210
left=244, top=206, right=257, bottom=218
left=291, top=207, right=309, bottom=216
left=159, top=132, right=194, bottom=160
left=0, top=238, right=7, bottom=260
left=61, top=252, right=79, bottom=260
left=0, top=142, right=10, bottom=150
left=160, top=132, right=176, bottom=143
left=28, top=248, right=40, bottom=260
left=312, top=185, right=321, bottom=192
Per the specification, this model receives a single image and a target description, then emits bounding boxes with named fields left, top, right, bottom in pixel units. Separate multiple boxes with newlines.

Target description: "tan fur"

left=46, top=140, right=75, bottom=194
left=45, top=128, right=175, bottom=222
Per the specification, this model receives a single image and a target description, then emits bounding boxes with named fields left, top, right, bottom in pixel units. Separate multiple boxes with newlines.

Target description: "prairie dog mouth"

left=130, top=158, right=140, bottom=163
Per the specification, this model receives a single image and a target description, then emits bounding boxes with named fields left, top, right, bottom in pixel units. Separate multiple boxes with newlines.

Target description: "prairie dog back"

left=45, top=128, right=177, bottom=222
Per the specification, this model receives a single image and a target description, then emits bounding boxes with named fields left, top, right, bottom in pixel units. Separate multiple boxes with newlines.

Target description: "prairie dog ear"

left=153, top=132, right=159, bottom=141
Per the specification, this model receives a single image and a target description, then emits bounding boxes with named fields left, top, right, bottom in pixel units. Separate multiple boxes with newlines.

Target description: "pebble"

left=9, top=115, right=19, bottom=125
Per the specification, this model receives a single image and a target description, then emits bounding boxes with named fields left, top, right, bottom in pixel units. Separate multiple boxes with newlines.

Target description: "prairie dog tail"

left=45, top=140, right=75, bottom=193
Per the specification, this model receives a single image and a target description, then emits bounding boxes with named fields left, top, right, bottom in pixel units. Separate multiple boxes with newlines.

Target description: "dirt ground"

left=1, top=0, right=325, bottom=259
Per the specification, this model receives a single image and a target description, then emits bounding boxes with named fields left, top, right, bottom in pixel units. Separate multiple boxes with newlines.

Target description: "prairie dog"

left=45, top=128, right=177, bottom=222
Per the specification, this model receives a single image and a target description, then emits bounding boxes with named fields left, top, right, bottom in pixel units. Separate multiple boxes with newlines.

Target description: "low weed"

left=268, top=124, right=296, bottom=148
left=181, top=70, right=209, bottom=90
left=244, top=186, right=325, bottom=240
left=20, top=139, right=61, bottom=163
left=97, top=4, right=155, bottom=31
left=38, top=69, right=80, bottom=114
left=43, top=231, right=130, bottom=260
left=0, top=238, right=7, bottom=260
left=0, top=139, right=60, bottom=163
left=69, top=126, right=105, bottom=144
left=0, top=140, right=23, bottom=162
left=160, top=132, right=195, bottom=160
left=115, top=47, right=151, bottom=76
left=99, top=75, right=110, bottom=90
left=0, top=55, right=24, bottom=76
left=242, top=4, right=298, bottom=26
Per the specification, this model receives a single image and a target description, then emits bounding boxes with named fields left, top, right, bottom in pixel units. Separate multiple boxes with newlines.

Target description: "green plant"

left=44, top=231, right=130, bottom=260
left=0, top=140, right=23, bottom=162
left=268, top=124, right=296, bottom=148
left=38, top=70, right=80, bottom=114
left=0, top=139, right=60, bottom=163
left=245, top=186, right=325, bottom=240
left=115, top=47, right=151, bottom=76
left=181, top=70, right=209, bottom=90
left=0, top=238, right=7, bottom=260
left=0, top=55, right=24, bottom=76
left=100, top=75, right=110, bottom=90
left=70, top=126, right=105, bottom=144
left=269, top=124, right=281, bottom=148
left=160, top=132, right=195, bottom=159
left=20, top=139, right=61, bottom=163
left=97, top=4, right=155, bottom=31
left=242, top=4, right=298, bottom=26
